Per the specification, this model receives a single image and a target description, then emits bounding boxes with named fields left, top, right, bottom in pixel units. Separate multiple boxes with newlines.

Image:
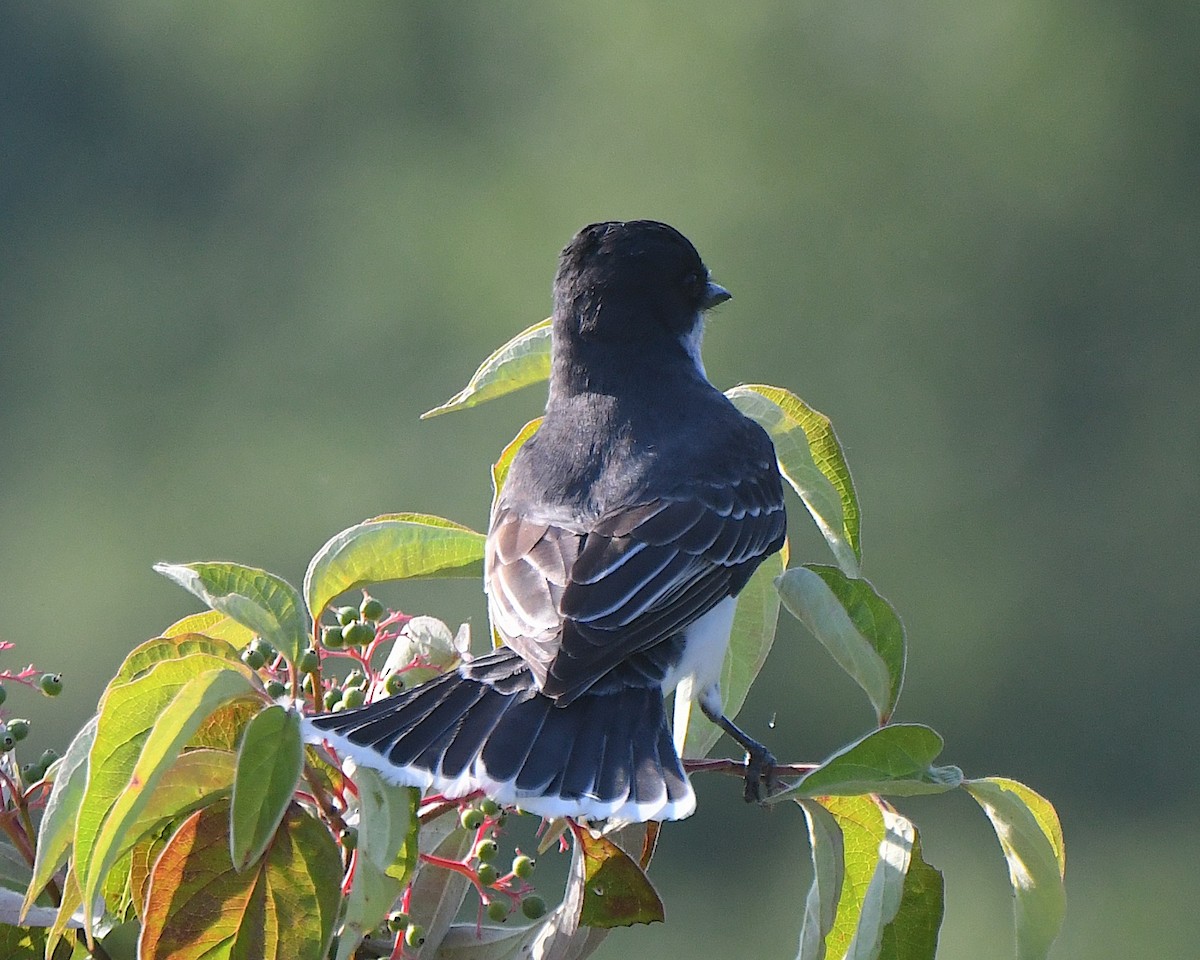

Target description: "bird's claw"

left=743, top=745, right=778, bottom=804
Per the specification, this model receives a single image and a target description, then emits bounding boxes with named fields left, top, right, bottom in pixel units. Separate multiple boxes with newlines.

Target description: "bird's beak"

left=702, top=281, right=732, bottom=310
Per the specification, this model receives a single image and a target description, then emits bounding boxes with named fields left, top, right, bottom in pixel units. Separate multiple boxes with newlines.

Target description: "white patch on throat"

left=682, top=315, right=708, bottom=380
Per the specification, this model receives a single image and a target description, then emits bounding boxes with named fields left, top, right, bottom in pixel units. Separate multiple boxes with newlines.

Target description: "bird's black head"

left=552, top=221, right=730, bottom=346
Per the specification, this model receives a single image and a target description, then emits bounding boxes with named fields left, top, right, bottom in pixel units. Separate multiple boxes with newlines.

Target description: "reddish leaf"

left=576, top=828, right=664, bottom=929
left=140, top=799, right=340, bottom=960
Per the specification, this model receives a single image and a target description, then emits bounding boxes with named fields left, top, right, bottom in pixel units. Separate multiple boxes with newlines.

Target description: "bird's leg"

left=700, top=701, right=778, bottom=803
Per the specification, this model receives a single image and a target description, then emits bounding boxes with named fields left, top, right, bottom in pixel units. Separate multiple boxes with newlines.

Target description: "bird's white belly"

left=660, top=595, right=737, bottom=716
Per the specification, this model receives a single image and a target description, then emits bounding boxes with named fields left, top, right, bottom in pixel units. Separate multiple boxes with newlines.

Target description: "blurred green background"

left=2, top=2, right=1196, bottom=957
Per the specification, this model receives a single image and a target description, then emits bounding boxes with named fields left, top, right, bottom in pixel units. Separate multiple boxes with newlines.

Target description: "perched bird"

left=308, top=220, right=786, bottom=821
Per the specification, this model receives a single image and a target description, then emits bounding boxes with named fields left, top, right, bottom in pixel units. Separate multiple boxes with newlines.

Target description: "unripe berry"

left=301, top=673, right=316, bottom=694
left=460, top=807, right=484, bottom=830
left=404, top=923, right=426, bottom=948
left=265, top=680, right=287, bottom=698
left=521, top=895, right=547, bottom=920
left=341, top=687, right=366, bottom=709
left=21, top=763, right=42, bottom=782
left=383, top=673, right=404, bottom=695
left=298, top=647, right=320, bottom=673
left=6, top=719, right=30, bottom=743
left=0, top=683, right=7, bottom=707
left=387, top=912, right=409, bottom=932
left=512, top=855, right=535, bottom=879
left=40, top=674, right=63, bottom=696
left=360, top=598, right=385, bottom=622
left=478, top=798, right=500, bottom=817
left=474, top=838, right=498, bottom=863
left=40, top=748, right=59, bottom=768
left=241, top=647, right=266, bottom=670
left=322, top=625, right=344, bottom=649
left=486, top=900, right=508, bottom=923
left=251, top=638, right=277, bottom=661
left=342, top=621, right=374, bottom=647
left=339, top=827, right=358, bottom=851
left=1, top=735, right=15, bottom=752
left=323, top=688, right=342, bottom=711
left=476, top=862, right=498, bottom=886
left=336, top=606, right=359, bottom=627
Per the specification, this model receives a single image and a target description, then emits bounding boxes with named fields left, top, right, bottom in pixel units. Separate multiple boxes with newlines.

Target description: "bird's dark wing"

left=485, top=468, right=786, bottom=704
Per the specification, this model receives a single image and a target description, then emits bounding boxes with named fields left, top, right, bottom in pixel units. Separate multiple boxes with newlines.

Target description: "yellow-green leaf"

left=422, top=319, right=552, bottom=418
left=727, top=384, right=861, bottom=575
left=154, top=562, right=309, bottom=666
left=965, top=777, right=1066, bottom=960
left=304, top=513, right=485, bottom=620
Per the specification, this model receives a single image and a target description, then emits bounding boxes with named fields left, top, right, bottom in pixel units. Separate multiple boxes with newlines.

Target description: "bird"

left=306, top=220, right=787, bottom=821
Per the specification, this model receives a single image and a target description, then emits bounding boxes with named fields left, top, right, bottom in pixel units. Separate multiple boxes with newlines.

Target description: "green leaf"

left=333, top=767, right=419, bottom=960
left=154, top=562, right=309, bottom=666
left=878, top=831, right=945, bottom=960
left=230, top=706, right=303, bottom=872
left=23, top=716, right=96, bottom=919
left=304, top=513, right=486, bottom=620
left=965, top=777, right=1066, bottom=960
left=772, top=724, right=962, bottom=803
left=117, top=749, right=236, bottom=864
left=843, top=802, right=914, bottom=959
left=726, top=384, right=861, bottom=575
left=161, top=609, right=256, bottom=648
left=139, top=799, right=341, bottom=960
left=776, top=565, right=905, bottom=724
left=797, top=799, right=845, bottom=960
left=577, top=828, right=664, bottom=929
left=421, top=318, right=552, bottom=418
left=491, top=417, right=542, bottom=506
left=813, top=795, right=886, bottom=960
left=110, top=633, right=245, bottom=690
left=73, top=660, right=259, bottom=929
left=676, top=542, right=788, bottom=758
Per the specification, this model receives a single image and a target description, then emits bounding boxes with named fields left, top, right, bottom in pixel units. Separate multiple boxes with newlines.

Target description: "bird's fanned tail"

left=304, top=647, right=695, bottom=822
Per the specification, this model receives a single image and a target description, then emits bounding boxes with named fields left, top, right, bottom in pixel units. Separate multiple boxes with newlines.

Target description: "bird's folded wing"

left=486, top=470, right=786, bottom=703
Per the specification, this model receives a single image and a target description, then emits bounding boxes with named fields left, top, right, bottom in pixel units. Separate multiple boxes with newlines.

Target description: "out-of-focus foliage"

left=1, top=2, right=1196, bottom=957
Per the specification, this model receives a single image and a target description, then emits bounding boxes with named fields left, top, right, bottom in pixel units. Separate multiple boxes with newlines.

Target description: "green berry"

left=387, top=911, right=410, bottom=932
left=339, top=827, right=358, bottom=851
left=383, top=673, right=405, bottom=695
left=474, top=838, right=498, bottom=863
left=512, top=855, right=535, bottom=879
left=40, top=674, right=63, bottom=696
left=265, top=679, right=287, bottom=698
left=40, top=748, right=59, bottom=768
left=6, top=719, right=30, bottom=743
left=341, top=687, right=366, bottom=709
left=460, top=807, right=485, bottom=830
left=476, top=862, right=498, bottom=886
left=479, top=798, right=500, bottom=817
left=241, top=647, right=266, bottom=670
left=251, top=638, right=277, bottom=661
left=336, top=606, right=359, bottom=627
left=486, top=900, right=508, bottom=923
left=344, top=669, right=364, bottom=688
left=298, top=647, right=320, bottom=673
left=342, top=621, right=374, bottom=647
left=1, top=735, right=15, bottom=752
left=21, top=763, right=42, bottom=782
left=323, top=688, right=342, bottom=710
left=521, top=895, right=547, bottom=920
left=404, top=923, right=426, bottom=948
left=360, top=598, right=385, bottom=621
left=322, top=625, right=345, bottom=649
left=301, top=672, right=316, bottom=694
left=0, top=683, right=7, bottom=707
